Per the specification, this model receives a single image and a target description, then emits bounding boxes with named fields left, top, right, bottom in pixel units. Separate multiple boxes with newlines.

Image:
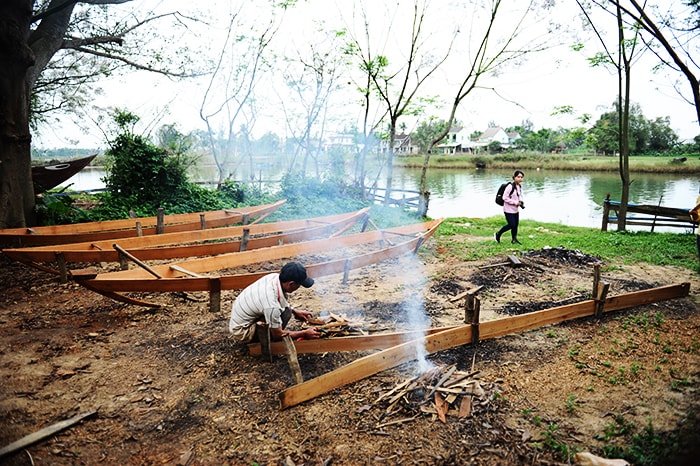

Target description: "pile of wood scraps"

left=307, top=312, right=385, bottom=337
left=371, top=364, right=489, bottom=427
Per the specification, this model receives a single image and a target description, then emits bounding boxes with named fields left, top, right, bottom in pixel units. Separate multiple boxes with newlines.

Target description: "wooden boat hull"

left=32, top=154, right=97, bottom=193
left=2, top=209, right=370, bottom=272
left=0, top=200, right=286, bottom=246
left=73, top=218, right=443, bottom=296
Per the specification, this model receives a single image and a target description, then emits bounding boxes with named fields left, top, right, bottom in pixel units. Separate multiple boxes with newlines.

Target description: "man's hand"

left=292, top=309, right=314, bottom=322
left=300, top=327, right=321, bottom=340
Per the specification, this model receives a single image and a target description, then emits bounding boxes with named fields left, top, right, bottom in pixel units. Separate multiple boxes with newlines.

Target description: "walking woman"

left=495, top=170, right=525, bottom=245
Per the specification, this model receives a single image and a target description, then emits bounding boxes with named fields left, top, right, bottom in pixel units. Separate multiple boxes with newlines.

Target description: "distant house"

left=378, top=132, right=418, bottom=154
left=323, top=132, right=357, bottom=153
left=476, top=127, right=510, bottom=146
left=436, top=127, right=474, bottom=154
left=506, top=131, right=522, bottom=146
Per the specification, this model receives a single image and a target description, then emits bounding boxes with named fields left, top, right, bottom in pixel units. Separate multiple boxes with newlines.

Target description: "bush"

left=90, top=110, right=234, bottom=219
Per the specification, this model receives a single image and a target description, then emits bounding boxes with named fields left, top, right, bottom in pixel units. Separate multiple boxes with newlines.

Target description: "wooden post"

left=118, top=252, right=128, bottom=270
left=241, top=213, right=250, bottom=225
left=594, top=281, right=610, bottom=317
left=135, top=221, right=143, bottom=237
left=156, top=208, right=164, bottom=234
left=412, top=237, right=426, bottom=254
left=240, top=228, right=250, bottom=252
left=360, top=215, right=370, bottom=232
left=592, top=264, right=600, bottom=300
left=464, top=293, right=480, bottom=344
left=282, top=335, right=303, bottom=384
left=200, top=214, right=206, bottom=230
left=601, top=202, right=610, bottom=232
left=342, top=259, right=351, bottom=284
left=56, top=253, right=68, bottom=284
left=209, top=278, right=221, bottom=313
left=256, top=323, right=272, bottom=363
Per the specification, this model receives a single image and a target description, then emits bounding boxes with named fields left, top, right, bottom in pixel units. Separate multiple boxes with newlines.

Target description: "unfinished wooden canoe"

left=2, top=208, right=370, bottom=274
left=0, top=200, right=286, bottom=247
left=73, top=218, right=443, bottom=306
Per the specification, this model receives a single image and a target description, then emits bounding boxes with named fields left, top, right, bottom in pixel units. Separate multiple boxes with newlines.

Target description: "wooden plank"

left=248, top=326, right=459, bottom=355
left=258, top=282, right=691, bottom=357
left=278, top=282, right=690, bottom=408
left=170, top=265, right=205, bottom=278
left=0, top=411, right=97, bottom=458
left=603, top=283, right=690, bottom=311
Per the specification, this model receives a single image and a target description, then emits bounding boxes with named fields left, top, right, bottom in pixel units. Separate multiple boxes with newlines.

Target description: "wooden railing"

left=365, top=187, right=428, bottom=214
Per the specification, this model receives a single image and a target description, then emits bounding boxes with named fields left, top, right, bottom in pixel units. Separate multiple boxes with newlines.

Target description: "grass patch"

left=434, top=217, right=697, bottom=271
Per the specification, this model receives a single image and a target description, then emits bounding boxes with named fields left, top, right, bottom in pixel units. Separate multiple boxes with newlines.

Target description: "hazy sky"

left=34, top=0, right=699, bottom=149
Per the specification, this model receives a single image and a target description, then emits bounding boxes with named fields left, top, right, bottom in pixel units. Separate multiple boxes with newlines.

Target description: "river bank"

left=396, top=153, right=700, bottom=174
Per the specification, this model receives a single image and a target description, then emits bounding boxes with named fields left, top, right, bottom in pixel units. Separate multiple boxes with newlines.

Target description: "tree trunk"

left=0, top=0, right=35, bottom=229
left=385, top=120, right=396, bottom=205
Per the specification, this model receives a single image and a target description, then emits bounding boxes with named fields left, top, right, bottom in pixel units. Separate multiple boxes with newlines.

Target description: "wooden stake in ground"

left=0, top=411, right=97, bottom=459
left=282, top=334, right=303, bottom=384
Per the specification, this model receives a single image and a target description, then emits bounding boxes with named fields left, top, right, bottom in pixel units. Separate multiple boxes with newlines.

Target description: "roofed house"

left=476, top=127, right=510, bottom=146
left=436, top=126, right=474, bottom=154
left=378, top=132, right=417, bottom=154
left=323, top=132, right=357, bottom=153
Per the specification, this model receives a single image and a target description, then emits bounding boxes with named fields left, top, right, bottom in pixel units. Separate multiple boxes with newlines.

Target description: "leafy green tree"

left=0, top=0, right=203, bottom=228
left=588, top=102, right=678, bottom=154
left=95, top=110, right=220, bottom=218
left=413, top=119, right=449, bottom=153
left=253, top=131, right=282, bottom=155
left=521, top=128, right=558, bottom=153
left=486, top=141, right=501, bottom=153
left=647, top=116, right=679, bottom=151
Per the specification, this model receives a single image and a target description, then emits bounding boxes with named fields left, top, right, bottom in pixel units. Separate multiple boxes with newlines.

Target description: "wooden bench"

left=602, top=200, right=698, bottom=232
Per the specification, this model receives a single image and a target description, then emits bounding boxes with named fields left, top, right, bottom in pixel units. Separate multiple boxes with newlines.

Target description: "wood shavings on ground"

left=364, top=364, right=497, bottom=431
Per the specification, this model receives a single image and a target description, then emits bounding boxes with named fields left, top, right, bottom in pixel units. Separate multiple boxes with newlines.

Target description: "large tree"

left=593, top=0, right=700, bottom=131
left=0, top=0, right=198, bottom=229
left=417, top=0, right=552, bottom=214
left=344, top=0, right=454, bottom=201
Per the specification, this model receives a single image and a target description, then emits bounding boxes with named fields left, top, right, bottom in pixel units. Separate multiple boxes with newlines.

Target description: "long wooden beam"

left=248, top=326, right=459, bottom=355
left=278, top=282, right=689, bottom=409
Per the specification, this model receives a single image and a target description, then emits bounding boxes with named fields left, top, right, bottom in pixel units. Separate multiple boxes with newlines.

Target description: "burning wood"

left=369, top=364, right=489, bottom=427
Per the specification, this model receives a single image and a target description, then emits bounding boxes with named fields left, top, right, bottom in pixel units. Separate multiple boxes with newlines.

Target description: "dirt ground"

left=1, top=235, right=699, bottom=466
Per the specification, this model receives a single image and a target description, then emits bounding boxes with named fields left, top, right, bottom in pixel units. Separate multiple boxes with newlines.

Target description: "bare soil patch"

left=0, top=237, right=699, bottom=465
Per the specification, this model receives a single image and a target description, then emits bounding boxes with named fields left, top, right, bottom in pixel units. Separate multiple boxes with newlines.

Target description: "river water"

left=61, top=166, right=698, bottom=231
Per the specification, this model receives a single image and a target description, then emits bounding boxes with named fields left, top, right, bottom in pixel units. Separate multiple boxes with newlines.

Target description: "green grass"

left=434, top=217, right=698, bottom=271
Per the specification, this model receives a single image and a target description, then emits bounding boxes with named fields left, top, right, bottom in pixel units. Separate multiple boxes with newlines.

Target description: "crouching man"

left=228, top=261, right=321, bottom=342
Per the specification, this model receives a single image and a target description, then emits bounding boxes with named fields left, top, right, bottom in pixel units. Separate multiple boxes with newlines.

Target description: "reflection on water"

left=60, top=165, right=698, bottom=231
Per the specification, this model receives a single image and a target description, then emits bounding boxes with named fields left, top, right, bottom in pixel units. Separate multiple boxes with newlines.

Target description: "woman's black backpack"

left=495, top=182, right=514, bottom=206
